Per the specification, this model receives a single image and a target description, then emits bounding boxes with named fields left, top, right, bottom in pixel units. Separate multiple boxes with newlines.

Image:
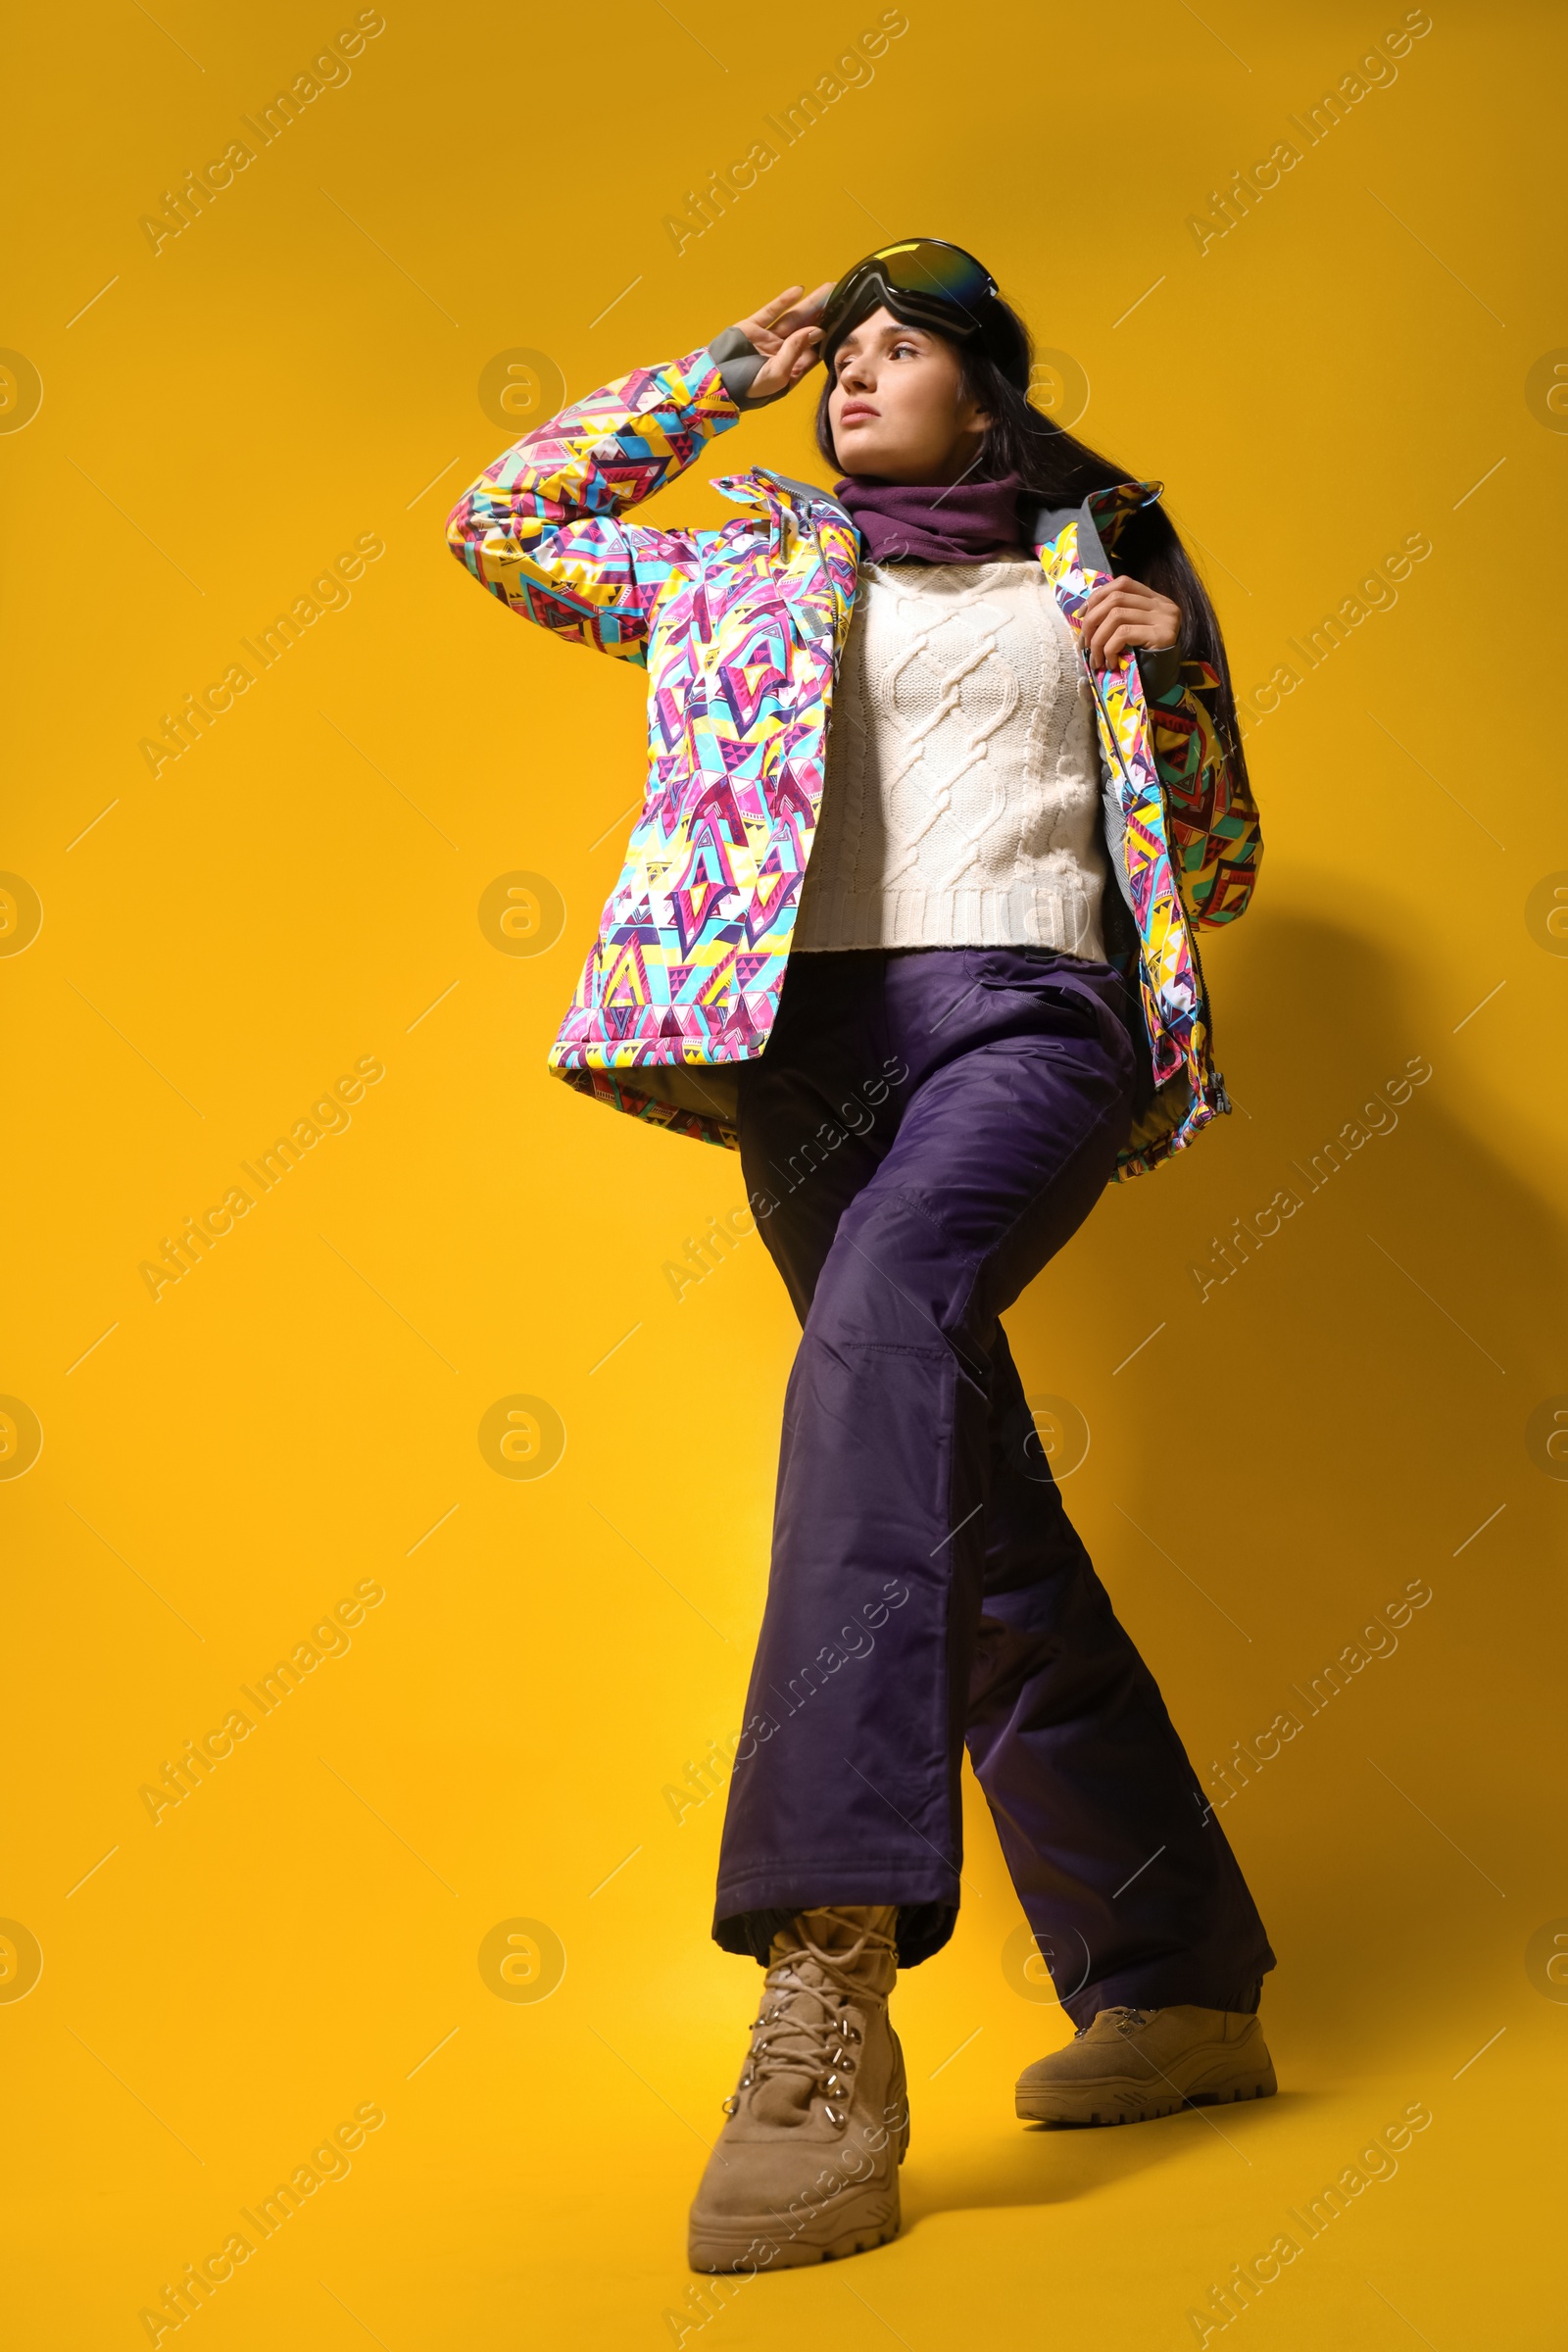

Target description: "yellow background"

left=5, top=1, right=1565, bottom=2343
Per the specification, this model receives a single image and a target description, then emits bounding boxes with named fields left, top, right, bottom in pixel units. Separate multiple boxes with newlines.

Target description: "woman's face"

left=826, top=307, right=992, bottom=483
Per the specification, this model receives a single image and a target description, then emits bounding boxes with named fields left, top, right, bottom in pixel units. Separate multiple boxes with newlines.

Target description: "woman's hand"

left=732, top=282, right=835, bottom=400
left=1079, top=577, right=1182, bottom=670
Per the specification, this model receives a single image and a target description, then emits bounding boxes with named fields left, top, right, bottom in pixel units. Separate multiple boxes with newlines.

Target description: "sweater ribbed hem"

left=791, top=876, right=1106, bottom=958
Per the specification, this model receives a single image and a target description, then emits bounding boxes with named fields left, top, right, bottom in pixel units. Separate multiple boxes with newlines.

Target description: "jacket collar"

left=1032, top=479, right=1164, bottom=562
left=717, top=466, right=1166, bottom=566
left=714, top=466, right=855, bottom=534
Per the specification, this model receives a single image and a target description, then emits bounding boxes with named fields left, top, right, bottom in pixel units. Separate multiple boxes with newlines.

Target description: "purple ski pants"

left=711, top=943, right=1274, bottom=2025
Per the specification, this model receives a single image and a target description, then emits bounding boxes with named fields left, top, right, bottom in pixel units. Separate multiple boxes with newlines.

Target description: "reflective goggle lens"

left=823, top=239, right=997, bottom=333
left=871, top=239, right=994, bottom=307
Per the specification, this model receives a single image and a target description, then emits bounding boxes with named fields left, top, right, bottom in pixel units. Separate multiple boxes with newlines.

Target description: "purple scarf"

left=833, top=468, right=1026, bottom=564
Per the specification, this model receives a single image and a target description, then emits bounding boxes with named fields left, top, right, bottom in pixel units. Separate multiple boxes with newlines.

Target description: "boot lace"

left=1074, top=2004, right=1157, bottom=2039
left=730, top=1917, right=894, bottom=2120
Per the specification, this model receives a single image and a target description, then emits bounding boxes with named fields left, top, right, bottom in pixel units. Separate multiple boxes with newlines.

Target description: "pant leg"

left=713, top=946, right=1140, bottom=1951
left=969, top=1332, right=1275, bottom=2024
left=712, top=944, right=1273, bottom=2008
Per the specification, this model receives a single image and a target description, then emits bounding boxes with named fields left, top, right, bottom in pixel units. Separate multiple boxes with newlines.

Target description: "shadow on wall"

left=1177, top=904, right=1562, bottom=1546
left=1007, top=908, right=1564, bottom=2051
left=1198, top=904, right=1560, bottom=1354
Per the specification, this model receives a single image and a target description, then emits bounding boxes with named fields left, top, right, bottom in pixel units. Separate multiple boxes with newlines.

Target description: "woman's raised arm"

left=444, top=285, right=829, bottom=666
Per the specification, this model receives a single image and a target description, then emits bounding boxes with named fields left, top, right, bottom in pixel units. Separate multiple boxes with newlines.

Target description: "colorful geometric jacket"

left=446, top=344, right=1262, bottom=1178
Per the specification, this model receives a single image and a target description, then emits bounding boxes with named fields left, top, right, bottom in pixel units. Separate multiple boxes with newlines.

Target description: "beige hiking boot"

left=688, top=1905, right=909, bottom=2273
left=1015, top=2003, right=1277, bottom=2127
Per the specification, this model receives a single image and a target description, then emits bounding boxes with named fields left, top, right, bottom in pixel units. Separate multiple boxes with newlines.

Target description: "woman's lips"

left=839, top=403, right=879, bottom=423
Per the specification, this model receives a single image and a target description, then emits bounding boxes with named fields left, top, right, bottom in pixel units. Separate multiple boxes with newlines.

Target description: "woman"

left=448, top=240, right=1276, bottom=2275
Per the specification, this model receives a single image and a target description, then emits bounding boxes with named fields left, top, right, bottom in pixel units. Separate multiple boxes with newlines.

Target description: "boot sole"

left=1016, top=2065, right=1277, bottom=2128
left=688, top=2179, right=902, bottom=2272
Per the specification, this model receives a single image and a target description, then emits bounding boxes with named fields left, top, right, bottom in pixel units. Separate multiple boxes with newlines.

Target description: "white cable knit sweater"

left=791, top=551, right=1111, bottom=958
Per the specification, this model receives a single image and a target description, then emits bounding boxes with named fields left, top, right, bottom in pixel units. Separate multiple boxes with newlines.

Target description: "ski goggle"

left=818, top=239, right=1029, bottom=387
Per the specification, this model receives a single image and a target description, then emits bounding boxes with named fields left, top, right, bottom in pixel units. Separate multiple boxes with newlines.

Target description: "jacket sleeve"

left=1148, top=660, right=1262, bottom=927
left=445, top=344, right=743, bottom=668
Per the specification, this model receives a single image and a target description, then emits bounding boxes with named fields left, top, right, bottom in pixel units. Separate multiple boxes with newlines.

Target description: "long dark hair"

left=814, top=292, right=1250, bottom=802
